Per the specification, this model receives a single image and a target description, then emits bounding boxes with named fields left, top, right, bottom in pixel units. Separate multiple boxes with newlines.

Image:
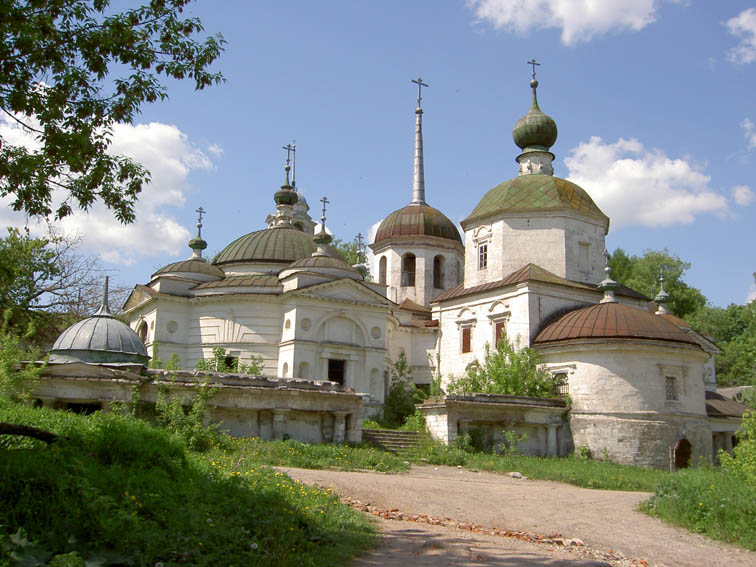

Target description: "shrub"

left=446, top=337, right=558, bottom=398
left=383, top=353, right=425, bottom=428
left=195, top=346, right=264, bottom=374
left=719, top=410, right=756, bottom=487
left=0, top=317, right=46, bottom=403
left=154, top=377, right=221, bottom=452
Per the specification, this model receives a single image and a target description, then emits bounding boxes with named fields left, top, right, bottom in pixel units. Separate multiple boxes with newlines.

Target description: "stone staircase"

left=362, top=429, right=426, bottom=454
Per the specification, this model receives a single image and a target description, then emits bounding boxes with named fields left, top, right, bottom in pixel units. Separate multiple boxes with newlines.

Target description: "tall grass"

left=0, top=400, right=376, bottom=567
left=641, top=467, right=756, bottom=550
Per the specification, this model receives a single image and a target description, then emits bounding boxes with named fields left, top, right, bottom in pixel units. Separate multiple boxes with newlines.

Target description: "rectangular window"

left=328, top=359, right=346, bottom=385
left=478, top=243, right=488, bottom=270
left=494, top=322, right=506, bottom=347
left=461, top=327, right=472, bottom=353
left=665, top=376, right=678, bottom=401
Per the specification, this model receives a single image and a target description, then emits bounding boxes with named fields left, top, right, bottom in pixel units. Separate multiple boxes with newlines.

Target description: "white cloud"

left=726, top=8, right=756, bottom=64
left=207, top=143, right=224, bottom=157
left=732, top=185, right=755, bottom=206
left=467, top=0, right=672, bottom=45
left=742, top=118, right=756, bottom=149
left=0, top=117, right=217, bottom=266
left=564, top=136, right=729, bottom=228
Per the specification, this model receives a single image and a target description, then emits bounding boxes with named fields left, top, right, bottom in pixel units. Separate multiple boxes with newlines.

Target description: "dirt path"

left=280, top=465, right=756, bottom=567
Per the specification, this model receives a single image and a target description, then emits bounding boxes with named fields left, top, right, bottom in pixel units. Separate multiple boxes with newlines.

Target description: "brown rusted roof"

left=705, top=391, right=751, bottom=418
left=431, top=263, right=648, bottom=303
left=659, top=313, right=692, bottom=329
left=397, top=298, right=431, bottom=313
left=534, top=302, right=699, bottom=346
left=373, top=203, right=462, bottom=245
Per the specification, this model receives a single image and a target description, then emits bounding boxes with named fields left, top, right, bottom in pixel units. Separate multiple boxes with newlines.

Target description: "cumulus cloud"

left=732, top=185, right=755, bottom=206
left=726, top=8, right=756, bottom=64
left=467, top=0, right=673, bottom=45
left=564, top=137, right=733, bottom=228
left=0, top=116, right=216, bottom=266
left=742, top=118, right=756, bottom=149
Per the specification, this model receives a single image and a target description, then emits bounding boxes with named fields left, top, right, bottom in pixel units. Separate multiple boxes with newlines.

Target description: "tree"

left=609, top=248, right=706, bottom=319
left=446, top=338, right=558, bottom=398
left=0, top=227, right=129, bottom=344
left=332, top=235, right=371, bottom=280
left=0, top=0, right=224, bottom=223
left=382, top=352, right=425, bottom=427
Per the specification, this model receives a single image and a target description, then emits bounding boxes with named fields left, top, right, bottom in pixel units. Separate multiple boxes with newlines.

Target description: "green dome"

left=462, top=175, right=609, bottom=229
left=215, top=227, right=344, bottom=265
left=152, top=259, right=224, bottom=279
left=512, top=80, right=557, bottom=153
left=373, top=204, right=462, bottom=246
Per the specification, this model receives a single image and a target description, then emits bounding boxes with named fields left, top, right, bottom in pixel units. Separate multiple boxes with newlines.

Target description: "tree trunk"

left=0, top=422, right=58, bottom=443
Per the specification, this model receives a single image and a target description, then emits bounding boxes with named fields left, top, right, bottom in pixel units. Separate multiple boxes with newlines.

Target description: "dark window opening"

left=553, top=372, right=569, bottom=397
left=224, top=356, right=238, bottom=371
left=137, top=321, right=148, bottom=343
left=402, top=253, right=416, bottom=287
left=328, top=359, right=346, bottom=385
left=461, top=327, right=471, bottom=353
left=494, top=322, right=506, bottom=347
left=674, top=438, right=692, bottom=470
left=67, top=402, right=101, bottom=415
left=433, top=255, right=444, bottom=288
left=478, top=244, right=488, bottom=270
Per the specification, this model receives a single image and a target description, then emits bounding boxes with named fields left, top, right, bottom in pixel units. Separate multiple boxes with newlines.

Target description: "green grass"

left=404, top=440, right=668, bottom=492
left=0, top=400, right=376, bottom=567
left=641, top=467, right=756, bottom=550
left=214, top=436, right=409, bottom=473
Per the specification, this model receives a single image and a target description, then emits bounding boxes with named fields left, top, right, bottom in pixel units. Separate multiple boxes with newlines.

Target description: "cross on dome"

left=528, top=58, right=540, bottom=81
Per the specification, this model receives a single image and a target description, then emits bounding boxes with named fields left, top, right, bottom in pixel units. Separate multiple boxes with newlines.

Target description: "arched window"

left=401, top=253, right=416, bottom=287
left=136, top=321, right=148, bottom=343
left=379, top=256, right=387, bottom=284
left=433, top=255, right=444, bottom=289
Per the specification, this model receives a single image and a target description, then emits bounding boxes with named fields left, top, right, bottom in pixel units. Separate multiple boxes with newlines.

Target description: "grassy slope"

left=0, top=401, right=376, bottom=567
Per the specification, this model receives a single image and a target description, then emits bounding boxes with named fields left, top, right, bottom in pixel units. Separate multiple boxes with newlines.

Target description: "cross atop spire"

left=320, top=195, right=329, bottom=226
left=411, top=76, right=428, bottom=108
left=528, top=58, right=540, bottom=81
left=196, top=206, right=205, bottom=228
left=282, top=143, right=294, bottom=167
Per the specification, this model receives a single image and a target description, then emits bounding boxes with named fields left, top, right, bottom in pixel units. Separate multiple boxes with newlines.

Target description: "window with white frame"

left=553, top=372, right=569, bottom=397
left=478, top=243, right=488, bottom=270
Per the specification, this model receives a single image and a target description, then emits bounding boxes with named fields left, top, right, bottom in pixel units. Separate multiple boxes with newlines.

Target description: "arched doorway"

left=674, top=438, right=692, bottom=470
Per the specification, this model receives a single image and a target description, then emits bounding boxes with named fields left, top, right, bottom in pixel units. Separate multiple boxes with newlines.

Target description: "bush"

left=195, top=346, right=264, bottom=374
left=0, top=317, right=46, bottom=404
left=446, top=337, right=559, bottom=398
left=719, top=410, right=756, bottom=487
left=154, top=377, right=221, bottom=452
left=382, top=353, right=425, bottom=428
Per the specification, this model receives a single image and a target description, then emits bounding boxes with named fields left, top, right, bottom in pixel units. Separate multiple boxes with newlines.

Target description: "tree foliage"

left=0, top=227, right=128, bottom=342
left=0, top=0, right=224, bottom=222
left=446, top=338, right=558, bottom=398
left=0, top=315, right=46, bottom=404
left=688, top=303, right=756, bottom=386
left=720, top=411, right=756, bottom=488
left=332, top=235, right=371, bottom=280
left=609, top=248, right=706, bottom=319
left=382, top=352, right=425, bottom=428
left=194, top=346, right=264, bottom=375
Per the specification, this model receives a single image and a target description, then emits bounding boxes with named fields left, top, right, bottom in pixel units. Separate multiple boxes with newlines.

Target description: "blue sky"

left=3, top=1, right=756, bottom=308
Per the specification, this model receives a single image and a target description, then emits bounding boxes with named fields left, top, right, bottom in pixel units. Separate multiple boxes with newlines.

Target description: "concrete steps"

left=362, top=429, right=426, bottom=454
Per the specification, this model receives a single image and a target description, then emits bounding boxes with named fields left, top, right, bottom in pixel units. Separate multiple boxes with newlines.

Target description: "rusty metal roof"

left=461, top=175, right=609, bottom=229
left=432, top=264, right=648, bottom=304
left=373, top=203, right=462, bottom=245
left=534, top=302, right=699, bottom=346
left=705, top=391, right=751, bottom=418
left=287, top=254, right=359, bottom=274
left=215, top=227, right=344, bottom=265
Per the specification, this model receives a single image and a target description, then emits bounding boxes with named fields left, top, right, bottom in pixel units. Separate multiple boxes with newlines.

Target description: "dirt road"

left=280, top=465, right=756, bottom=567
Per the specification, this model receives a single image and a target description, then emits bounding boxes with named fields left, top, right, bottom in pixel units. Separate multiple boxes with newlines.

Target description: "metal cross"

left=291, top=140, right=297, bottom=188
left=282, top=143, right=294, bottom=166
left=527, top=58, right=540, bottom=80
left=320, top=196, right=329, bottom=223
left=195, top=206, right=205, bottom=225
left=411, top=77, right=428, bottom=107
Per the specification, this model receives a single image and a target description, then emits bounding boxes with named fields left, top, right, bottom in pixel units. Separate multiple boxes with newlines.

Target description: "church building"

left=112, top=67, right=746, bottom=469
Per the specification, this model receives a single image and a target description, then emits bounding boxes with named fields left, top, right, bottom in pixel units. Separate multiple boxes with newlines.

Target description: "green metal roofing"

left=215, top=227, right=344, bottom=265
left=152, top=259, right=224, bottom=279
left=374, top=204, right=462, bottom=245
left=461, top=175, right=609, bottom=229
left=193, top=275, right=282, bottom=290
left=512, top=89, right=558, bottom=153
left=287, top=255, right=359, bottom=274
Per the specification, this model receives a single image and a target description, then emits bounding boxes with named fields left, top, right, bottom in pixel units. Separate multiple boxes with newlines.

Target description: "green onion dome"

left=512, top=79, right=558, bottom=154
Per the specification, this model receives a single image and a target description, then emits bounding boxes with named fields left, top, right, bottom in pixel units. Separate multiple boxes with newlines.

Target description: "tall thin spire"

left=410, top=76, right=428, bottom=205
left=598, top=250, right=618, bottom=304
left=655, top=267, right=670, bottom=315
left=94, top=276, right=113, bottom=317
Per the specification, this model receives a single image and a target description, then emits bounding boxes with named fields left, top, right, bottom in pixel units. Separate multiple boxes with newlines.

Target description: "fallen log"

left=0, top=422, right=58, bottom=444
